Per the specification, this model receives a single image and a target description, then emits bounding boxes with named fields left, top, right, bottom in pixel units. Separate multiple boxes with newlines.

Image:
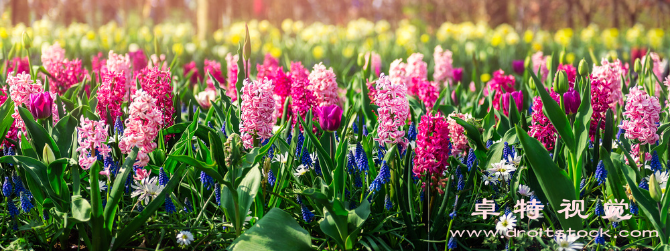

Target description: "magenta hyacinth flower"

left=512, top=60, right=525, bottom=75
left=315, top=105, right=343, bottom=132
left=563, top=87, right=581, bottom=115
left=29, top=92, right=53, bottom=119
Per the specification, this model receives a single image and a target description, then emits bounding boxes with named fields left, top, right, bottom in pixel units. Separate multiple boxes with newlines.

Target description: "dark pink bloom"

left=557, top=63, right=577, bottom=87
left=563, top=87, right=581, bottom=115
left=452, top=68, right=463, bottom=83
left=529, top=88, right=560, bottom=150
left=7, top=57, right=30, bottom=75
left=183, top=61, right=201, bottom=84
left=484, top=70, right=515, bottom=111
left=501, top=91, right=523, bottom=116
left=97, top=69, right=127, bottom=121
left=135, top=67, right=175, bottom=128
left=29, top=92, right=53, bottom=120
left=204, top=59, right=225, bottom=89
left=315, top=105, right=343, bottom=131
left=414, top=77, right=438, bottom=108
left=413, top=113, right=450, bottom=192
left=129, top=50, right=148, bottom=72
left=512, top=60, right=525, bottom=75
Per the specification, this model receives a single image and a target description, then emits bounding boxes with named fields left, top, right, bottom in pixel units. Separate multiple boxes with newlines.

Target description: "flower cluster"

left=590, top=59, right=626, bottom=139
left=619, top=86, right=661, bottom=145
left=290, top=63, right=316, bottom=125
left=447, top=112, right=472, bottom=157
left=225, top=53, right=240, bottom=101
left=414, top=77, right=438, bottom=108
left=433, top=45, right=454, bottom=86
left=204, top=59, right=225, bottom=89
left=240, top=78, right=275, bottom=148
left=308, top=63, right=339, bottom=107
left=6, top=73, right=44, bottom=134
left=529, top=89, right=561, bottom=150
left=97, top=69, right=127, bottom=120
left=76, top=117, right=111, bottom=169
left=119, top=89, right=164, bottom=167
left=375, top=74, right=409, bottom=147
left=484, top=70, right=515, bottom=111
left=413, top=113, right=450, bottom=183
left=135, top=67, right=175, bottom=128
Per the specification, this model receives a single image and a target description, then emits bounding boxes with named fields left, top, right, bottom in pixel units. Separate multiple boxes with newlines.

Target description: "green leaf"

left=18, top=107, right=61, bottom=159
left=89, top=161, right=105, bottom=250
left=70, top=195, right=91, bottom=222
left=52, top=114, right=77, bottom=158
left=573, top=81, right=593, bottom=157
left=103, top=147, right=139, bottom=233
left=230, top=208, right=315, bottom=251
left=532, top=75, right=576, bottom=154
left=515, top=125, right=582, bottom=231
left=232, top=166, right=262, bottom=232
left=620, top=157, right=666, bottom=243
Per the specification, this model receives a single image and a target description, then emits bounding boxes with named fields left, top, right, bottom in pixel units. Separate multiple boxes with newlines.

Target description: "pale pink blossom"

left=134, top=168, right=150, bottom=181
left=433, top=45, right=454, bottom=86
left=41, top=43, right=65, bottom=73
left=590, top=59, right=626, bottom=139
left=531, top=51, right=549, bottom=82
left=6, top=72, right=43, bottom=135
left=195, top=89, right=217, bottom=109
left=390, top=59, right=409, bottom=94
left=619, top=86, right=661, bottom=145
left=375, top=74, right=409, bottom=147
left=240, top=78, right=275, bottom=148
left=106, top=51, right=132, bottom=97
left=119, top=89, right=164, bottom=167
left=447, top=112, right=471, bottom=157
left=225, top=53, right=240, bottom=101
left=308, top=63, right=339, bottom=107
left=76, top=117, right=111, bottom=170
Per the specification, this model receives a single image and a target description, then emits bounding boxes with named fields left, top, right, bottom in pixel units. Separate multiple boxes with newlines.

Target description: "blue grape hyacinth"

left=595, top=160, right=608, bottom=186
left=369, top=160, right=390, bottom=193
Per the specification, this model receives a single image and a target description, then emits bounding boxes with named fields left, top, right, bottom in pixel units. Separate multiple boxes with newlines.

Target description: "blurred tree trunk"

left=486, top=0, right=510, bottom=27
left=197, top=0, right=208, bottom=41
left=11, top=0, right=30, bottom=25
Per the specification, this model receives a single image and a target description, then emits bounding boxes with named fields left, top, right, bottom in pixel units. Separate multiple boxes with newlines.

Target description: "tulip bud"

left=634, top=58, right=642, bottom=73
left=559, top=50, right=566, bottom=65
left=512, top=60, right=525, bottom=75
left=545, top=55, right=553, bottom=72
left=43, top=145, right=56, bottom=165
left=650, top=173, right=662, bottom=202
left=243, top=24, right=251, bottom=62
left=524, top=56, right=531, bottom=70
left=29, top=92, right=53, bottom=119
left=528, top=77, right=536, bottom=90
left=452, top=68, right=463, bottom=83
left=554, top=70, right=569, bottom=94
left=563, top=88, right=581, bottom=115
left=645, top=55, right=653, bottom=74
left=315, top=105, right=343, bottom=132
left=22, top=32, right=32, bottom=50
left=357, top=53, right=365, bottom=67
left=578, top=59, right=589, bottom=76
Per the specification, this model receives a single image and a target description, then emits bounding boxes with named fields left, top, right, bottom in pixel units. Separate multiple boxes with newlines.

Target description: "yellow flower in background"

left=312, top=45, right=325, bottom=59
left=259, top=20, right=271, bottom=33
left=490, top=34, right=503, bottom=47
left=481, top=73, right=491, bottom=82
left=601, top=28, right=620, bottom=49
left=648, top=29, right=664, bottom=48
left=580, top=24, right=598, bottom=42
left=532, top=42, right=542, bottom=51
left=270, top=47, right=282, bottom=58
left=172, top=43, right=184, bottom=56
left=625, top=24, right=644, bottom=44
left=523, top=30, right=533, bottom=43
left=281, top=19, right=293, bottom=33
left=153, top=26, right=163, bottom=38
left=375, top=20, right=390, bottom=34
left=86, top=31, right=96, bottom=40
left=554, top=28, right=573, bottom=46
left=292, top=21, right=304, bottom=34
left=420, top=34, right=430, bottom=43
left=505, top=32, right=519, bottom=45
left=342, top=45, right=355, bottom=58
left=566, top=53, right=576, bottom=64
left=0, top=27, right=7, bottom=39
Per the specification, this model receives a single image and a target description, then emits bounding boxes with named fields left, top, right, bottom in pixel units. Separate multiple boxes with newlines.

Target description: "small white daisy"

left=176, top=231, right=194, bottom=246
left=274, top=152, right=289, bottom=164
left=554, top=234, right=584, bottom=251
left=482, top=173, right=499, bottom=185
left=518, top=184, right=534, bottom=197
left=506, top=151, right=522, bottom=166
left=496, top=214, right=517, bottom=233
left=130, top=177, right=164, bottom=204
left=294, top=165, right=310, bottom=177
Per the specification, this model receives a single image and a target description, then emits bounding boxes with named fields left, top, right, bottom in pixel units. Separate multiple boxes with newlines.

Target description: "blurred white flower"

left=176, top=231, right=194, bottom=246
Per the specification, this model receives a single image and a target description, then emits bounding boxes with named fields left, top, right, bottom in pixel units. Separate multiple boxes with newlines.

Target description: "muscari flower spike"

left=650, top=150, right=662, bottom=172
left=354, top=173, right=363, bottom=188
left=630, top=201, right=639, bottom=215
left=221, top=123, right=228, bottom=139
left=466, top=149, right=476, bottom=171
left=114, top=116, right=124, bottom=135
left=384, top=194, right=393, bottom=210
left=595, top=160, right=608, bottom=186
left=448, top=237, right=457, bottom=250
left=296, top=195, right=304, bottom=205
left=594, top=199, right=605, bottom=216
left=3, top=177, right=12, bottom=197
left=352, top=116, right=359, bottom=133
left=407, top=122, right=417, bottom=141
left=164, top=197, right=177, bottom=214
left=314, top=157, right=322, bottom=176
left=639, top=178, right=649, bottom=190
left=20, top=192, right=33, bottom=213
left=369, top=160, right=391, bottom=193
left=183, top=197, right=193, bottom=213
left=356, top=143, right=369, bottom=173
left=579, top=178, right=586, bottom=198
left=215, top=183, right=221, bottom=205
left=7, top=198, right=19, bottom=217
left=457, top=174, right=465, bottom=191
left=200, top=171, right=215, bottom=190
left=486, top=139, right=493, bottom=148
left=268, top=170, right=276, bottom=187
left=594, top=230, right=606, bottom=245
left=301, top=205, right=314, bottom=223
left=159, top=167, right=169, bottom=186
left=301, top=148, right=313, bottom=167
left=295, top=131, right=305, bottom=157
left=347, top=151, right=356, bottom=174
